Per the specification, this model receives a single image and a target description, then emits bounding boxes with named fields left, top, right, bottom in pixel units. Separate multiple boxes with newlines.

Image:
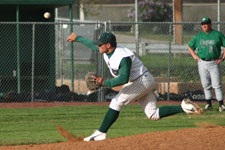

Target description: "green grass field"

left=0, top=103, right=224, bottom=146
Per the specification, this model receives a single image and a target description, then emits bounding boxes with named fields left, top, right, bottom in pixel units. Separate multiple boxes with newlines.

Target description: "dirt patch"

left=56, top=126, right=83, bottom=142
left=1, top=125, right=225, bottom=150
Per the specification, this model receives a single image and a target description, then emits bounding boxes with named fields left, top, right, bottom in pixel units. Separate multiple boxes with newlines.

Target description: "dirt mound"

left=1, top=125, right=225, bottom=150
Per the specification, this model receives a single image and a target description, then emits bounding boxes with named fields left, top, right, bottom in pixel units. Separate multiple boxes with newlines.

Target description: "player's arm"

left=221, top=47, right=225, bottom=61
left=187, top=37, right=200, bottom=62
left=220, top=33, right=225, bottom=61
left=67, top=32, right=99, bottom=51
left=103, top=57, right=131, bottom=88
left=215, top=47, right=225, bottom=64
left=215, top=33, right=225, bottom=64
left=187, top=45, right=200, bottom=62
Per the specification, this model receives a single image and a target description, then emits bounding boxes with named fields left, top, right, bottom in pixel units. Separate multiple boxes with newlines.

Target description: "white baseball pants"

left=109, top=72, right=160, bottom=120
left=198, top=60, right=223, bottom=101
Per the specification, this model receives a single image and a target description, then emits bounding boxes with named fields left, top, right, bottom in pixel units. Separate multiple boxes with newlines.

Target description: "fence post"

left=140, top=42, right=146, bottom=56
left=135, top=0, right=139, bottom=57
left=69, top=4, right=74, bottom=92
left=31, top=23, right=35, bottom=102
left=167, top=23, right=173, bottom=101
left=98, top=21, right=107, bottom=102
left=16, top=5, right=21, bottom=94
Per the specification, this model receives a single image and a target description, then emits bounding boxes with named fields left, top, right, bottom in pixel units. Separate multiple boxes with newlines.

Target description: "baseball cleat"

left=219, top=105, right=225, bottom=112
left=83, top=130, right=106, bottom=141
left=181, top=99, right=204, bottom=114
left=204, top=104, right=212, bottom=110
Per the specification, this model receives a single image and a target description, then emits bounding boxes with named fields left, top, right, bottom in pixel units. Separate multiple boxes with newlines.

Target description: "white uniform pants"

left=198, top=60, right=223, bottom=101
left=109, top=72, right=160, bottom=120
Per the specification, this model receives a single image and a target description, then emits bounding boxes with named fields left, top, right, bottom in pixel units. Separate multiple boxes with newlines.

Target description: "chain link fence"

left=1, top=20, right=225, bottom=102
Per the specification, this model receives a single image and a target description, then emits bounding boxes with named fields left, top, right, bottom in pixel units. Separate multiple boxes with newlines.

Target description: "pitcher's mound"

left=1, top=126, right=225, bottom=150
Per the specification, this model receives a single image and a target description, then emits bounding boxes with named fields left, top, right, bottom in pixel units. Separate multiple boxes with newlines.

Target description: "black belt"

left=201, top=58, right=215, bottom=61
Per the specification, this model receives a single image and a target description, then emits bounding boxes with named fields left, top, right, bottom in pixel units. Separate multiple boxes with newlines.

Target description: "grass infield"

left=0, top=103, right=224, bottom=146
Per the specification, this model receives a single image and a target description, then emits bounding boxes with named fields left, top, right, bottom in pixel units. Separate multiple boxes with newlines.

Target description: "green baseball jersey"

left=75, top=36, right=131, bottom=88
left=188, top=29, right=225, bottom=59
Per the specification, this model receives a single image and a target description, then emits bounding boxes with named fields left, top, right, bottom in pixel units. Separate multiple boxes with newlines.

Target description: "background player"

left=187, top=17, right=225, bottom=112
left=67, top=32, right=203, bottom=141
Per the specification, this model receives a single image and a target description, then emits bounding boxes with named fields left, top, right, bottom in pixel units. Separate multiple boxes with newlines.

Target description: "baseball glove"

left=85, top=72, right=102, bottom=91
left=181, top=99, right=204, bottom=114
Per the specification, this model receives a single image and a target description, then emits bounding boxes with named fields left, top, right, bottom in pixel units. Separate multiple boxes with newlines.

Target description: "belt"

left=201, top=58, right=215, bottom=61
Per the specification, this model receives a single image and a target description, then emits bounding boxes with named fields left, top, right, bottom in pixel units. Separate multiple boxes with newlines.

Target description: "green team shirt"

left=188, top=29, right=225, bottom=59
left=75, top=36, right=131, bottom=88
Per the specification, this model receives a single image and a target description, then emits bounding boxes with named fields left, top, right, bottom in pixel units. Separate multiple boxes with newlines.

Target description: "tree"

left=77, top=0, right=103, bottom=19
left=128, top=0, right=172, bottom=22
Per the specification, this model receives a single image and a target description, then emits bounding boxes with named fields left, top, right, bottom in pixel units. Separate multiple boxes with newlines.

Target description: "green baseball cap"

left=96, top=32, right=116, bottom=46
left=201, top=17, right=212, bottom=25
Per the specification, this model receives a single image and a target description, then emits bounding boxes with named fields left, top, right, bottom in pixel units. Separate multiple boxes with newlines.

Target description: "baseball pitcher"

left=67, top=31, right=203, bottom=141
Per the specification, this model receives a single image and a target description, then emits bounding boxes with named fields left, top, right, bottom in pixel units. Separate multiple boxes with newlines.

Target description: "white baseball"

left=44, top=12, right=51, bottom=19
